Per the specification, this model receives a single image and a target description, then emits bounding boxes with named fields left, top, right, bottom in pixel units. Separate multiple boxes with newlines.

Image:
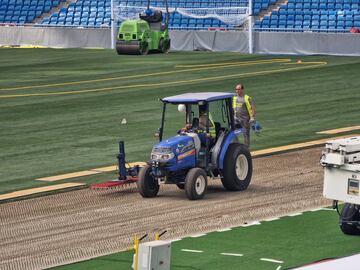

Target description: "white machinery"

left=321, top=136, right=360, bottom=235
left=136, top=240, right=171, bottom=270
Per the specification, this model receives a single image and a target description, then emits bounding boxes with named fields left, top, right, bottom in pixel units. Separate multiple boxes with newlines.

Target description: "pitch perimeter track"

left=0, top=147, right=329, bottom=270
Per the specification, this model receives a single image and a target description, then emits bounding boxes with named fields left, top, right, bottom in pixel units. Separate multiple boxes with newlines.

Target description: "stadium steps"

left=33, top=0, right=76, bottom=24
left=256, top=0, right=288, bottom=20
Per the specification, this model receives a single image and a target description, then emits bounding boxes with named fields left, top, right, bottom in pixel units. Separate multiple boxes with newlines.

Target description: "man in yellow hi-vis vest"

left=232, top=83, right=256, bottom=148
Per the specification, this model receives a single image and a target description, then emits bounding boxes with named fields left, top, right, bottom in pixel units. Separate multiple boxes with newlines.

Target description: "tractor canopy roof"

left=162, top=92, right=234, bottom=104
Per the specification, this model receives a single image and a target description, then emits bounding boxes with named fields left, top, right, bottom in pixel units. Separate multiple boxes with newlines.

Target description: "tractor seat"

left=192, top=117, right=199, bottom=128
left=214, top=122, right=221, bottom=138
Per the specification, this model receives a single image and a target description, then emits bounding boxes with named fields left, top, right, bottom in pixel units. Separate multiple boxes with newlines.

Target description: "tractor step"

left=90, top=177, right=138, bottom=189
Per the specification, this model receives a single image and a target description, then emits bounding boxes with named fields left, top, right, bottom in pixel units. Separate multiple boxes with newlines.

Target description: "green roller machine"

left=116, top=0, right=171, bottom=55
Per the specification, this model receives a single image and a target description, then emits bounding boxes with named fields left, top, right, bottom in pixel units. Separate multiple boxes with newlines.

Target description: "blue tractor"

left=137, top=92, right=253, bottom=200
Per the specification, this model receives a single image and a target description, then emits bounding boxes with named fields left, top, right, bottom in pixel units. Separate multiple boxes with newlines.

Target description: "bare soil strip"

left=0, top=147, right=329, bottom=270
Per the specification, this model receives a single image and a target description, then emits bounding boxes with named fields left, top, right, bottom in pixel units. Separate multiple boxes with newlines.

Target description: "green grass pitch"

left=1, top=48, right=360, bottom=194
left=51, top=209, right=360, bottom=270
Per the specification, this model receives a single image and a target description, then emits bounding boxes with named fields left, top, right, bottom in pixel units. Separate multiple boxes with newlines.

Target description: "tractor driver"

left=179, top=105, right=216, bottom=142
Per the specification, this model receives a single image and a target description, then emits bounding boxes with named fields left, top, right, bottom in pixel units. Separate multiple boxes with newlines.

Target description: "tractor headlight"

left=150, top=147, right=175, bottom=162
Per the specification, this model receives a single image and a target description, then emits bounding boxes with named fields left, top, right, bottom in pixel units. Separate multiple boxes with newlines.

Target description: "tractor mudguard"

left=217, top=128, right=244, bottom=170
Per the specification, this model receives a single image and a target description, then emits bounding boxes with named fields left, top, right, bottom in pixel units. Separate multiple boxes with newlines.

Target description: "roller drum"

left=116, top=41, right=148, bottom=55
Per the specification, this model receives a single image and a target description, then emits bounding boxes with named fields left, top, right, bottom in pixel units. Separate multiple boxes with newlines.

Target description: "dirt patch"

left=0, top=147, right=330, bottom=270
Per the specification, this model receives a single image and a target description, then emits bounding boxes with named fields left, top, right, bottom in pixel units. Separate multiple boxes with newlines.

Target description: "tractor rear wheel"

left=137, top=165, right=159, bottom=198
left=185, top=168, right=207, bottom=200
left=339, top=203, right=360, bottom=235
left=221, top=143, right=252, bottom=191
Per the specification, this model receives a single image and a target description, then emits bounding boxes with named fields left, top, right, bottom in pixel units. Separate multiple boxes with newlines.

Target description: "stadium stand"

left=253, top=0, right=277, bottom=15
left=41, top=0, right=113, bottom=27
left=38, top=0, right=238, bottom=28
left=255, top=0, right=360, bottom=32
left=0, top=0, right=359, bottom=31
left=0, top=0, right=65, bottom=24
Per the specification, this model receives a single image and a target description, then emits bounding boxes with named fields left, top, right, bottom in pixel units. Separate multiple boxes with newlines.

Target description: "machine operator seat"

left=192, top=117, right=199, bottom=128
left=214, top=122, right=221, bottom=139
left=139, top=10, right=163, bottom=23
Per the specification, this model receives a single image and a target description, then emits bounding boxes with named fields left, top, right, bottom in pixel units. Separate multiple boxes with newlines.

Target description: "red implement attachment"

left=90, top=177, right=138, bottom=189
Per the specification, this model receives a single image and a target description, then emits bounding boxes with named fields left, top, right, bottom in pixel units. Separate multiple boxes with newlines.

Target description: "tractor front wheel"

left=339, top=203, right=360, bottom=235
left=137, top=165, right=159, bottom=198
left=185, top=168, right=207, bottom=200
left=221, top=143, right=252, bottom=191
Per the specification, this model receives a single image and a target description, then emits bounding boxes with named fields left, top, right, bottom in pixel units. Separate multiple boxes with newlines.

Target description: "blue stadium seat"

left=311, top=21, right=320, bottom=28
left=103, top=17, right=110, bottom=24
left=287, top=19, right=295, bottom=25
left=287, top=14, right=295, bottom=20
left=11, top=15, right=19, bottom=22
left=288, top=9, right=296, bottom=15
left=288, top=3, right=295, bottom=9
left=320, top=20, right=328, bottom=26
left=279, top=21, right=286, bottom=27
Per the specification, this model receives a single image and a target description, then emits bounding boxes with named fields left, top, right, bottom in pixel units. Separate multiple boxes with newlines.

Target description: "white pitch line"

left=191, top=233, right=207, bottom=238
left=320, top=208, right=336, bottom=211
left=310, top=208, right=323, bottom=212
left=264, top=217, right=280, bottom=222
left=310, top=207, right=335, bottom=212
left=220, top=252, right=243, bottom=257
left=241, top=221, right=261, bottom=227
left=170, top=238, right=182, bottom=242
left=181, top=249, right=204, bottom=253
left=276, top=266, right=282, bottom=270
left=288, top=212, right=303, bottom=217
left=260, top=258, right=284, bottom=264
left=217, top=228, right=232, bottom=232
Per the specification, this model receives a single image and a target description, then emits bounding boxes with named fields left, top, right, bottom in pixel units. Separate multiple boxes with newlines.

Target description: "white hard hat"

left=178, top=104, right=186, bottom=113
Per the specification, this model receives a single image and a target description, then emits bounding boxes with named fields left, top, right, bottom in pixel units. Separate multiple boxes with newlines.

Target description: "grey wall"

left=1, top=26, right=359, bottom=56
left=253, top=31, right=360, bottom=56
left=0, top=26, right=111, bottom=48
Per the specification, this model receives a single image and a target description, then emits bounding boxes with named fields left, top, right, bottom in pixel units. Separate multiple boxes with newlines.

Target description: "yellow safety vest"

left=199, top=112, right=216, bottom=138
left=232, top=95, right=254, bottom=118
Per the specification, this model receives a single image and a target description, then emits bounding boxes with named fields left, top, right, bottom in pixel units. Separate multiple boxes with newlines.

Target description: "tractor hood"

left=151, top=135, right=195, bottom=162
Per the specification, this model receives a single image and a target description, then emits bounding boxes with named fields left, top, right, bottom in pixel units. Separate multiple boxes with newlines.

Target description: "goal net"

left=113, top=1, right=249, bottom=27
